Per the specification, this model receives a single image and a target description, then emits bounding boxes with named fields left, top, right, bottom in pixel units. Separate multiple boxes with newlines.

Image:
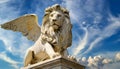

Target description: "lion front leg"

left=44, top=42, right=60, bottom=58
left=24, top=50, right=34, bottom=67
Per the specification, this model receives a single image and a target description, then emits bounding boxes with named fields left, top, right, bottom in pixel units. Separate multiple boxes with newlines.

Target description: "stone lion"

left=0, top=4, right=72, bottom=67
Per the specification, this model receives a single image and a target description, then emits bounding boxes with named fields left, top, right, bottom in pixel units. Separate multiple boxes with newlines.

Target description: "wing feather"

left=0, top=14, right=41, bottom=41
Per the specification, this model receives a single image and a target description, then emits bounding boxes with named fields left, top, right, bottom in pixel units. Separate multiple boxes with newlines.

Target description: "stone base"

left=21, top=56, right=85, bottom=69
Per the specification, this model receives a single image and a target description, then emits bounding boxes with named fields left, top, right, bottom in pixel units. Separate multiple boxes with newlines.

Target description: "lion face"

left=41, top=4, right=72, bottom=49
left=49, top=11, right=64, bottom=30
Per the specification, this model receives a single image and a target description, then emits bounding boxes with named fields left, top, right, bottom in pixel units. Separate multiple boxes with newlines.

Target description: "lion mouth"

left=53, top=24, right=59, bottom=27
left=50, top=23, right=60, bottom=30
left=51, top=22, right=60, bottom=27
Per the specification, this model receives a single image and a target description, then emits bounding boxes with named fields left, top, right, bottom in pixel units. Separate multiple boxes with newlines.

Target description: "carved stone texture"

left=21, top=56, right=85, bottom=69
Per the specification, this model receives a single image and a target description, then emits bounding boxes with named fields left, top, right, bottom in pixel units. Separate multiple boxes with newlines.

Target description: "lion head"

left=41, top=4, right=72, bottom=53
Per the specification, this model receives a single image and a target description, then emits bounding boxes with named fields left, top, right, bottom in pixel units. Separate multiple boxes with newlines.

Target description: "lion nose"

left=52, top=19, right=57, bottom=22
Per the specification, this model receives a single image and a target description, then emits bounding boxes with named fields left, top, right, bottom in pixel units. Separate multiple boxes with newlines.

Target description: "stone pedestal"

left=21, top=56, right=85, bottom=69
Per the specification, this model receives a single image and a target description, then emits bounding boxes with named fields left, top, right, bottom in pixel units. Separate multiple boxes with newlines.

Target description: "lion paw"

left=51, top=53, right=60, bottom=58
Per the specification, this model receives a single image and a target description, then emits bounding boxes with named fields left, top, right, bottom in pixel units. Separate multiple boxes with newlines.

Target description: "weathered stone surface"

left=21, top=56, right=85, bottom=69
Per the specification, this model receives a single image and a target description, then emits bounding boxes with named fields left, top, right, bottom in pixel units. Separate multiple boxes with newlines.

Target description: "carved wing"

left=0, top=14, right=41, bottom=41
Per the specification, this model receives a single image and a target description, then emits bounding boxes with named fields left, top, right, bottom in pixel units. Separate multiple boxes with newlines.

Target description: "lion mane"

left=41, top=4, right=72, bottom=54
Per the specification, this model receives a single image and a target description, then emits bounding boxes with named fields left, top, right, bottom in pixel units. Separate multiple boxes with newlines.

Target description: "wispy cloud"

left=73, top=28, right=88, bottom=56
left=83, top=15, right=120, bottom=55
left=62, top=1, right=120, bottom=68
left=62, top=0, right=120, bottom=58
left=0, top=52, right=20, bottom=69
left=0, top=0, right=120, bottom=69
left=0, top=0, right=10, bottom=4
left=62, top=0, right=105, bottom=56
left=0, top=0, right=34, bottom=56
left=62, top=0, right=104, bottom=23
left=0, top=0, right=33, bottom=68
left=0, top=29, right=31, bottom=58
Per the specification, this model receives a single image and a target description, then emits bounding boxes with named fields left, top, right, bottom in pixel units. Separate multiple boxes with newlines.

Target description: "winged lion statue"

left=0, top=4, right=72, bottom=67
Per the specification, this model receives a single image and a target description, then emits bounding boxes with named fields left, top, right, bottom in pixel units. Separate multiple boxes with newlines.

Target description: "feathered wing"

left=0, top=14, right=41, bottom=42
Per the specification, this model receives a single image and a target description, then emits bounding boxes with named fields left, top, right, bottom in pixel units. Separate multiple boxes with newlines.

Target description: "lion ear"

left=44, top=14, right=48, bottom=17
left=64, top=11, right=69, bottom=15
left=62, top=8, right=70, bottom=19
left=51, top=4, right=61, bottom=11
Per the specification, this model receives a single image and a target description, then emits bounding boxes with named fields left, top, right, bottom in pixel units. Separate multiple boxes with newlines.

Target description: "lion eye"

left=50, top=14, right=53, bottom=17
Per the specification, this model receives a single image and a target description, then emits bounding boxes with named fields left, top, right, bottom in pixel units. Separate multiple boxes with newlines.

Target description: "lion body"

left=24, top=4, right=72, bottom=66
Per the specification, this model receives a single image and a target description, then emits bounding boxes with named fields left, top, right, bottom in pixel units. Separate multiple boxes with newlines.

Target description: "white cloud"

left=101, top=52, right=120, bottom=69
left=62, top=1, right=120, bottom=64
left=83, top=15, right=120, bottom=55
left=115, top=52, right=120, bottom=61
left=79, top=55, right=115, bottom=69
left=80, top=57, right=87, bottom=65
left=61, top=0, right=82, bottom=22
left=11, top=36, right=33, bottom=58
left=0, top=1, right=19, bottom=24
left=0, top=0, right=120, bottom=69
left=83, top=37, right=102, bottom=55
left=0, top=0, right=33, bottom=68
left=73, top=28, right=88, bottom=56
left=79, top=55, right=104, bottom=69
left=62, top=0, right=106, bottom=57
left=0, top=0, right=33, bottom=57
left=102, top=58, right=113, bottom=64
left=0, top=52, right=19, bottom=69
left=78, top=51, right=120, bottom=69
left=0, top=0, right=10, bottom=4
left=0, top=27, right=33, bottom=59
left=0, top=29, right=16, bottom=51
left=62, top=0, right=103, bottom=23
left=95, top=51, right=117, bottom=59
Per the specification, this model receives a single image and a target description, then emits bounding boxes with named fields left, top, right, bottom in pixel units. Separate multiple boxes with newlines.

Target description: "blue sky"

left=0, top=0, right=120, bottom=69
